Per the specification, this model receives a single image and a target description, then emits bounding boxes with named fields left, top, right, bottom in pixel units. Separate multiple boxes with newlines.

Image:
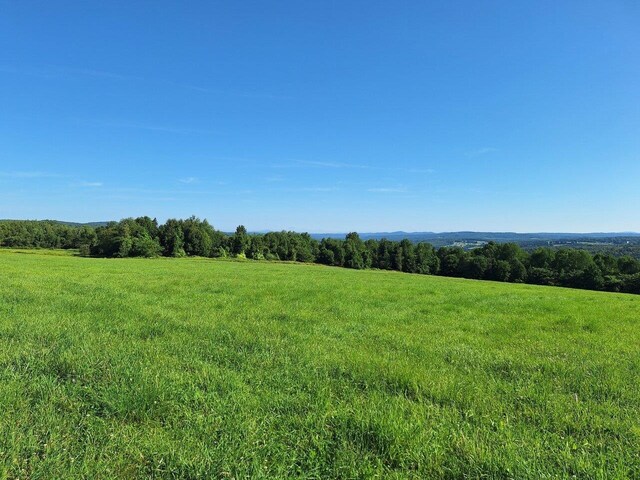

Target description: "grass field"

left=1, top=249, right=639, bottom=479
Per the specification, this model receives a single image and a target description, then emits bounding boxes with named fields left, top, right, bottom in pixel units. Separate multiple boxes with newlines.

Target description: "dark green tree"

left=231, top=225, right=249, bottom=256
left=414, top=243, right=439, bottom=274
left=344, top=232, right=368, bottom=269
left=159, top=219, right=186, bottom=257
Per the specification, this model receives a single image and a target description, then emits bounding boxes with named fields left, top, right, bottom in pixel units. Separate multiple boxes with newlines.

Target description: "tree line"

left=1, top=217, right=639, bottom=295
left=0, top=220, right=97, bottom=250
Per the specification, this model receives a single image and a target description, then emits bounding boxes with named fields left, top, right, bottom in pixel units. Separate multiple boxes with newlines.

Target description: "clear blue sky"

left=1, top=1, right=638, bottom=232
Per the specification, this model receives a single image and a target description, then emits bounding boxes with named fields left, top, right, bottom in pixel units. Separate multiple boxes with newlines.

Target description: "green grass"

left=1, top=249, right=639, bottom=479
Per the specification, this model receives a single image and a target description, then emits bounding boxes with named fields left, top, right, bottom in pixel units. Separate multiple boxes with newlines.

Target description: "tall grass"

left=1, top=249, right=639, bottom=478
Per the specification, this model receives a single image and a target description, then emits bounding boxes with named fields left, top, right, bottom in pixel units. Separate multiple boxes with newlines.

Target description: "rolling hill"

left=1, top=249, right=639, bottom=478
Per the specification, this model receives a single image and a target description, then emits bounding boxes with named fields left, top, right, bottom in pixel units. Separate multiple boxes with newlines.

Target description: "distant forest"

left=1, top=218, right=639, bottom=295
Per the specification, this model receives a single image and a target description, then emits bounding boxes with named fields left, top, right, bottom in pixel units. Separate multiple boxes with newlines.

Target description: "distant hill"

left=48, top=220, right=111, bottom=228
left=309, top=231, right=640, bottom=242
left=0, top=219, right=111, bottom=228
left=311, top=231, right=640, bottom=241
left=308, top=231, right=640, bottom=253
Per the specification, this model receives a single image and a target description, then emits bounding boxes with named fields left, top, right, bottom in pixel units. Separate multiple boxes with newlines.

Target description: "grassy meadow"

left=1, top=249, right=640, bottom=479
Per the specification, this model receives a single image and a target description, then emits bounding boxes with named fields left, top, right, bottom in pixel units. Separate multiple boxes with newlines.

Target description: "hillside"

left=1, top=249, right=639, bottom=478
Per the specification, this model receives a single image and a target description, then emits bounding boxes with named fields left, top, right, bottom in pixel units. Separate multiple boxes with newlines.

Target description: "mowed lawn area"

left=1, top=249, right=639, bottom=479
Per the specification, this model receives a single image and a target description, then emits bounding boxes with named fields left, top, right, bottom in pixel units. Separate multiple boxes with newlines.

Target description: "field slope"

left=1, top=250, right=639, bottom=479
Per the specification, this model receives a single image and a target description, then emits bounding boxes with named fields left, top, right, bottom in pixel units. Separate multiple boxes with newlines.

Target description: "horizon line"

left=1, top=218, right=639, bottom=236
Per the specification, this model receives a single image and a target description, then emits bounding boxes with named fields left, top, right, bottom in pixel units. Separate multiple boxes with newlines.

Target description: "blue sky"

left=1, top=1, right=639, bottom=232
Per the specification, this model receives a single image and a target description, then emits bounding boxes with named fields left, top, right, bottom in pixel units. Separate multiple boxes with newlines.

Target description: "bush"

left=130, top=235, right=162, bottom=258
left=212, top=247, right=228, bottom=258
left=603, top=275, right=623, bottom=292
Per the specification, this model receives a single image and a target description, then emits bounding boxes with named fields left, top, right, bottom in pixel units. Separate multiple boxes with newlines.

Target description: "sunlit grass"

left=1, top=248, right=639, bottom=478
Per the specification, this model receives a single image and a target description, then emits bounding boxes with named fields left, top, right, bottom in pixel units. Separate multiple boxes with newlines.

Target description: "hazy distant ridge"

left=308, top=231, right=640, bottom=242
